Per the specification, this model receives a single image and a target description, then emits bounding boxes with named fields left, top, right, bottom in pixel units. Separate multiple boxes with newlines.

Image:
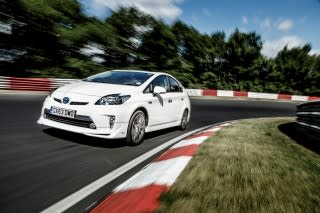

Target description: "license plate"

left=50, top=106, right=76, bottom=119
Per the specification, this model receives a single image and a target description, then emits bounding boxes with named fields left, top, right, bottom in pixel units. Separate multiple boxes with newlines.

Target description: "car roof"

left=111, top=69, right=166, bottom=76
left=110, top=70, right=179, bottom=82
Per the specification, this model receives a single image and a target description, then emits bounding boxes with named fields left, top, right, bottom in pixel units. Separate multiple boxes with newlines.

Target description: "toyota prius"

left=37, top=70, right=191, bottom=145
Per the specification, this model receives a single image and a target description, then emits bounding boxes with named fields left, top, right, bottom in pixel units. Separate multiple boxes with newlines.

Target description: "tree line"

left=0, top=0, right=319, bottom=95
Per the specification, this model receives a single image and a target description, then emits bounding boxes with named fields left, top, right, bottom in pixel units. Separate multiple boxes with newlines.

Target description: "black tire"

left=126, top=110, right=146, bottom=145
left=179, top=109, right=188, bottom=130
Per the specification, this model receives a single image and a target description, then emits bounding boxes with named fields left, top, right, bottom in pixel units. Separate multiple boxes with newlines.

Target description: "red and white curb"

left=90, top=122, right=235, bottom=213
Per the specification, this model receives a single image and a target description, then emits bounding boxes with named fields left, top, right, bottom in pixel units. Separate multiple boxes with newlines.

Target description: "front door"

left=143, top=75, right=172, bottom=127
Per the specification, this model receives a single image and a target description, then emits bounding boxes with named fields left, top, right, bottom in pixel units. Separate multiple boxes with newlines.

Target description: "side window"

left=144, top=75, right=169, bottom=93
left=168, top=77, right=182, bottom=93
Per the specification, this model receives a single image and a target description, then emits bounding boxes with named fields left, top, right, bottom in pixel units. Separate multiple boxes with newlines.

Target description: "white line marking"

left=41, top=124, right=215, bottom=213
left=206, top=127, right=221, bottom=132
left=171, top=137, right=208, bottom=149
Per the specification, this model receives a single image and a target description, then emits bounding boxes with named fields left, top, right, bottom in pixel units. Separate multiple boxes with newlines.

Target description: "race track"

left=0, top=94, right=297, bottom=213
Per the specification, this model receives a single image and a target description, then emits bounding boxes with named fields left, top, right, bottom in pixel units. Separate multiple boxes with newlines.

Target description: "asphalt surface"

left=0, top=94, right=297, bottom=213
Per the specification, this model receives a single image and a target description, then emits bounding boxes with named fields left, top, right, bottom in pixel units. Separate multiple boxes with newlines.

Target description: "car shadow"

left=43, top=128, right=127, bottom=148
left=144, top=126, right=181, bottom=139
left=42, top=126, right=181, bottom=148
left=278, top=122, right=320, bottom=155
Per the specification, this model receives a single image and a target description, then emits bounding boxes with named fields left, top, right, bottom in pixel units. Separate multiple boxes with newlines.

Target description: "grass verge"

left=157, top=118, right=320, bottom=213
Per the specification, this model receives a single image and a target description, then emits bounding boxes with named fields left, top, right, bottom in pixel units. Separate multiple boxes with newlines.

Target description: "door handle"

left=168, top=99, right=173, bottom=103
left=181, top=98, right=184, bottom=101
left=148, top=101, right=152, bottom=104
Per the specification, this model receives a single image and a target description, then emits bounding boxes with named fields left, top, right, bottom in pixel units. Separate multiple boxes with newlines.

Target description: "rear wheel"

left=126, top=110, right=146, bottom=145
left=179, top=109, right=188, bottom=130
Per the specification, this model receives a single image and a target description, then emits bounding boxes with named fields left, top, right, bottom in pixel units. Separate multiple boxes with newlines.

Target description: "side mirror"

left=153, top=86, right=166, bottom=96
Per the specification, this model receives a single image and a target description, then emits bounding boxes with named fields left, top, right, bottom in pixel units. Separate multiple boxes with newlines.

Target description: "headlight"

left=95, top=94, right=131, bottom=105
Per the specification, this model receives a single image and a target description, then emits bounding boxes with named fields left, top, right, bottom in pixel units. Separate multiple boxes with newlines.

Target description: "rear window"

left=84, top=71, right=153, bottom=86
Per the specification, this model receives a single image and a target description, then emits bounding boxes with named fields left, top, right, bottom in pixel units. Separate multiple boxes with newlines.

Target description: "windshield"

left=84, top=71, right=153, bottom=86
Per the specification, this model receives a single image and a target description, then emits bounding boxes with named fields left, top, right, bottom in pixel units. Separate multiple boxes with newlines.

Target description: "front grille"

left=44, top=109, right=94, bottom=129
left=53, top=97, right=88, bottom=105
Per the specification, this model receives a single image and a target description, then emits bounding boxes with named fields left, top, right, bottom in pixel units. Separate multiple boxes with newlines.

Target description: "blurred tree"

left=274, top=44, right=317, bottom=94
left=211, top=31, right=226, bottom=75
left=20, top=0, right=84, bottom=66
left=225, top=29, right=263, bottom=90
left=305, top=55, right=320, bottom=95
left=106, top=7, right=156, bottom=67
left=171, top=21, right=206, bottom=76
left=0, top=0, right=86, bottom=75
left=138, top=22, right=178, bottom=71
left=0, top=0, right=29, bottom=75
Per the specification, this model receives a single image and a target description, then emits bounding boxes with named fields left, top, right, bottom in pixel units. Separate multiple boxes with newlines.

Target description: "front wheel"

left=126, top=110, right=146, bottom=145
left=179, top=109, right=188, bottom=130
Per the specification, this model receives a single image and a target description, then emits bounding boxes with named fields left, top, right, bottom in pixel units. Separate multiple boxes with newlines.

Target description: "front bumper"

left=37, top=96, right=131, bottom=139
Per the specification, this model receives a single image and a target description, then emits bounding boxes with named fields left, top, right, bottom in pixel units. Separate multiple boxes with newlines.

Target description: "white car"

left=37, top=70, right=191, bottom=145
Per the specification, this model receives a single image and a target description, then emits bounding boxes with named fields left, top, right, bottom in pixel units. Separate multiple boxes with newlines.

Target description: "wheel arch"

left=184, top=107, right=191, bottom=121
left=133, top=107, right=149, bottom=126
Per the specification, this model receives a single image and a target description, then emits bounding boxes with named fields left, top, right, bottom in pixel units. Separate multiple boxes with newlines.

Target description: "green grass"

left=157, top=118, right=320, bottom=213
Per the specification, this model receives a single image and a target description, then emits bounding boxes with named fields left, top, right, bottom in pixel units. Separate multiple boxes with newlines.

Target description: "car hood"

left=55, top=81, right=139, bottom=97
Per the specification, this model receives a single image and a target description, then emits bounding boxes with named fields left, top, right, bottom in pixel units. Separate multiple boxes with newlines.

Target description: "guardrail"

left=0, top=76, right=77, bottom=91
left=1, top=76, right=320, bottom=101
left=188, top=89, right=320, bottom=101
left=296, top=101, right=320, bottom=132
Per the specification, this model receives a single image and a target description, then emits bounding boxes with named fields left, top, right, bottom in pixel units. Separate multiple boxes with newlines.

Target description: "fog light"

left=89, top=123, right=96, bottom=129
left=109, top=115, right=116, bottom=129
